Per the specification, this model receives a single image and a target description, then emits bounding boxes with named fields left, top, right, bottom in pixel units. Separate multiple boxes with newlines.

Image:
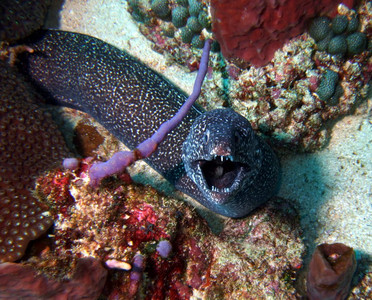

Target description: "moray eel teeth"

left=189, top=148, right=258, bottom=205
left=200, top=155, right=248, bottom=194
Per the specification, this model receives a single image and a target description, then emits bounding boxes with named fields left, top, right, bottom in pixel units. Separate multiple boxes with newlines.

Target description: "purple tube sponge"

left=89, top=39, right=212, bottom=186
left=156, top=240, right=172, bottom=258
left=130, top=253, right=144, bottom=282
left=307, top=243, right=357, bottom=300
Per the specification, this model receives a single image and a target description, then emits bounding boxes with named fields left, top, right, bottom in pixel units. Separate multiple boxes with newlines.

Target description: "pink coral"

left=210, top=0, right=354, bottom=67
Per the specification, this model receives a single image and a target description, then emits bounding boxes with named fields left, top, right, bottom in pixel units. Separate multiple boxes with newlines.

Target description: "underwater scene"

left=0, top=0, right=371, bottom=299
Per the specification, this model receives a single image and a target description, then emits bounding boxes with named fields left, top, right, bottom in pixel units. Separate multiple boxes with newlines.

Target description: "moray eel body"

left=18, top=30, right=280, bottom=218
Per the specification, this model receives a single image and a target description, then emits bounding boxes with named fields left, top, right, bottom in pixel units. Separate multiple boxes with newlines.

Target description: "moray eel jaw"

left=194, top=151, right=259, bottom=204
left=183, top=109, right=266, bottom=208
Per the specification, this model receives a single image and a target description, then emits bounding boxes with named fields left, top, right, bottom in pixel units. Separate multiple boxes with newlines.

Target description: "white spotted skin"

left=19, top=30, right=280, bottom=218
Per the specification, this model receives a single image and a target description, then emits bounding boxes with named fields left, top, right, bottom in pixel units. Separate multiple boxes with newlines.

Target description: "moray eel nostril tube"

left=17, top=30, right=280, bottom=218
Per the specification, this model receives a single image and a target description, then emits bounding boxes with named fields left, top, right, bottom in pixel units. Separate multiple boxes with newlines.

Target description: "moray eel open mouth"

left=198, top=155, right=248, bottom=194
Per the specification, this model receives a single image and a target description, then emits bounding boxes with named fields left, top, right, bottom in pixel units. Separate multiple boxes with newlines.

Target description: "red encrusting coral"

left=122, top=202, right=170, bottom=249
left=210, top=0, right=354, bottom=67
left=36, top=170, right=75, bottom=218
left=0, top=61, right=71, bottom=262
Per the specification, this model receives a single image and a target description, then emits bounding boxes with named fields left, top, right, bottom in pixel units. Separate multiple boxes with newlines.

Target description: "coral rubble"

left=127, top=1, right=370, bottom=152
left=127, top=0, right=213, bottom=67
left=226, top=2, right=371, bottom=151
left=29, top=162, right=305, bottom=298
left=0, top=0, right=51, bottom=42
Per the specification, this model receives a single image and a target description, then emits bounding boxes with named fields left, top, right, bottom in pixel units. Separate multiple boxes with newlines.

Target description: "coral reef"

left=35, top=160, right=214, bottom=298
left=0, top=0, right=51, bottom=42
left=126, top=0, right=213, bottom=67
left=29, top=163, right=305, bottom=298
left=0, top=61, right=70, bottom=262
left=127, top=1, right=370, bottom=152
left=307, top=243, right=357, bottom=300
left=224, top=2, right=371, bottom=152
left=210, top=0, right=354, bottom=67
left=0, top=0, right=369, bottom=297
left=229, top=37, right=369, bottom=151
left=206, top=197, right=304, bottom=299
left=0, top=257, right=107, bottom=299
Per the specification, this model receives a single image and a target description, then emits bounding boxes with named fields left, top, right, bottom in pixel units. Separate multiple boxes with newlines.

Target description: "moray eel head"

left=182, top=109, right=280, bottom=217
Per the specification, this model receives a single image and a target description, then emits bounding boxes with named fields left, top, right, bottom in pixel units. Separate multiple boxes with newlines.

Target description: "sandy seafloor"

left=45, top=0, right=371, bottom=269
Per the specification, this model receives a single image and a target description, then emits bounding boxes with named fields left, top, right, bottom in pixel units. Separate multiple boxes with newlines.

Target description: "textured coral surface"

left=210, top=0, right=354, bottom=67
left=126, top=0, right=213, bottom=71
left=0, top=61, right=70, bottom=262
left=0, top=0, right=51, bottom=42
left=0, top=0, right=369, bottom=298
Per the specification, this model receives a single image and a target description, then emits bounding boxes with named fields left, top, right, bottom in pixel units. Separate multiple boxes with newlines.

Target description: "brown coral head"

left=307, top=243, right=357, bottom=300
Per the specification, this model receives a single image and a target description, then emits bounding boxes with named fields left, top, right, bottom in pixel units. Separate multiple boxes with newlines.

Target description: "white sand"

left=279, top=110, right=371, bottom=259
left=46, top=0, right=372, bottom=264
